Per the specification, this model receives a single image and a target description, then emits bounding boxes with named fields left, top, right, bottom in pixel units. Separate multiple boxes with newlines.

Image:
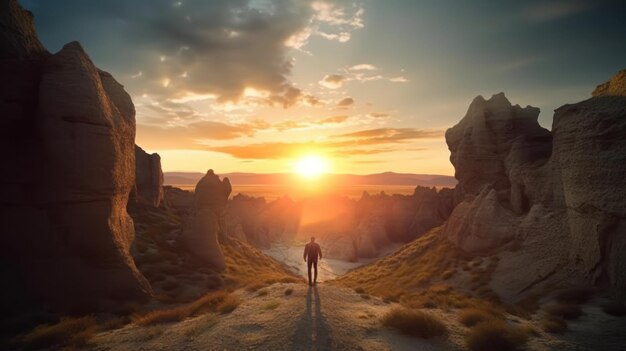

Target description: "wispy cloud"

left=337, top=97, right=355, bottom=106
left=349, top=64, right=377, bottom=71
left=319, top=74, right=347, bottom=89
left=203, top=127, right=442, bottom=159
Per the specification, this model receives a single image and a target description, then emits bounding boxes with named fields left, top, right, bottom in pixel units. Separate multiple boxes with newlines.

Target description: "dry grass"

left=381, top=308, right=448, bottom=339
left=360, top=294, right=370, bottom=300
left=354, top=287, right=365, bottom=294
left=132, top=290, right=236, bottom=325
left=17, top=316, right=97, bottom=350
left=216, top=294, right=240, bottom=314
left=457, top=307, right=503, bottom=328
left=257, top=289, right=269, bottom=297
left=602, top=301, right=626, bottom=317
left=465, top=320, right=528, bottom=351
left=284, top=288, right=294, bottom=296
left=332, top=227, right=503, bottom=313
left=222, top=239, right=302, bottom=289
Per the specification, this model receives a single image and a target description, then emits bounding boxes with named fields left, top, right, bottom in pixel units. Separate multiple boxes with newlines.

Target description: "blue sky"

left=21, top=0, right=626, bottom=174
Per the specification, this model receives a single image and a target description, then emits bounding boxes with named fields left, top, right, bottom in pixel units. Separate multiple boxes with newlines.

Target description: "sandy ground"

left=91, top=283, right=463, bottom=351
left=263, top=243, right=402, bottom=282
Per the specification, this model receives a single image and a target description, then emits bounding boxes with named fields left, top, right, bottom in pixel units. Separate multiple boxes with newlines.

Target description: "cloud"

left=137, top=119, right=273, bottom=149
left=319, top=74, right=346, bottom=89
left=333, top=128, right=442, bottom=145
left=317, top=31, right=351, bottom=42
left=349, top=64, right=376, bottom=71
left=274, top=120, right=308, bottom=131
left=523, top=1, right=592, bottom=21
left=389, top=76, right=409, bottom=83
left=204, top=127, right=442, bottom=159
left=317, top=115, right=349, bottom=124
left=368, top=112, right=390, bottom=119
left=303, top=94, right=324, bottom=106
left=28, top=0, right=364, bottom=112
left=337, top=97, right=354, bottom=106
left=312, top=1, right=364, bottom=28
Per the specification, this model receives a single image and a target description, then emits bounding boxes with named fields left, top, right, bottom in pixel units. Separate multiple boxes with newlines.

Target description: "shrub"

left=602, top=301, right=626, bottom=317
left=544, top=303, right=582, bottom=320
left=381, top=308, right=447, bottom=339
left=257, top=289, right=268, bottom=297
left=360, top=294, right=370, bottom=300
left=355, top=287, right=365, bottom=294
left=284, top=288, right=294, bottom=296
left=262, top=301, right=280, bottom=310
left=465, top=321, right=527, bottom=351
left=18, top=316, right=97, bottom=350
left=541, top=315, right=567, bottom=333
left=457, top=308, right=501, bottom=328
left=216, top=295, right=240, bottom=314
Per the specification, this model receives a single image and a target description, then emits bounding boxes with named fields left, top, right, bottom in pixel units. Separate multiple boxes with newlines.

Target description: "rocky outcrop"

left=225, top=194, right=300, bottom=248
left=443, top=72, right=626, bottom=301
left=0, top=0, right=47, bottom=59
left=132, top=145, right=164, bottom=207
left=180, top=170, right=231, bottom=270
left=0, top=0, right=150, bottom=312
left=443, top=93, right=552, bottom=253
left=593, top=69, right=626, bottom=97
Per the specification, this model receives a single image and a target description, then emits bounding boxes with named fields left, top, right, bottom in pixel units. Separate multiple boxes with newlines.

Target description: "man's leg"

left=307, top=259, right=313, bottom=285
left=313, top=259, right=318, bottom=285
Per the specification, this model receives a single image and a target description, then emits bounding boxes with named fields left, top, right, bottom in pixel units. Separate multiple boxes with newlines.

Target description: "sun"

left=294, top=155, right=329, bottom=179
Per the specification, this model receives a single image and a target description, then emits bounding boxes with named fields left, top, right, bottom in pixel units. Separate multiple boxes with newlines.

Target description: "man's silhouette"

left=303, top=237, right=322, bottom=286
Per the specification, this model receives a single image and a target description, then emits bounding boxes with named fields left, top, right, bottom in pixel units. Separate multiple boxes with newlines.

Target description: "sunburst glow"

left=294, top=155, right=329, bottom=179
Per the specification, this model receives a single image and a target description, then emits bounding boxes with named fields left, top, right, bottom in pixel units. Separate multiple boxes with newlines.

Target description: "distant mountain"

left=164, top=171, right=457, bottom=188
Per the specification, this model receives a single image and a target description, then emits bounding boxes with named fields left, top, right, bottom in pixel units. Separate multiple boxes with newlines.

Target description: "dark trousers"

left=307, top=259, right=318, bottom=284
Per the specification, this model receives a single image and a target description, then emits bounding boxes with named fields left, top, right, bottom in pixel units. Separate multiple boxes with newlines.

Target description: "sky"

left=22, top=0, right=626, bottom=175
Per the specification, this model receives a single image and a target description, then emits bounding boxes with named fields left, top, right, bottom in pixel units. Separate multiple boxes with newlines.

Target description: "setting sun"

left=294, top=155, right=329, bottom=179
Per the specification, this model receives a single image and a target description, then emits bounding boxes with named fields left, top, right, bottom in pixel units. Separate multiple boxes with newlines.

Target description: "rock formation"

left=443, top=72, right=626, bottom=301
left=225, top=194, right=300, bottom=248
left=132, top=145, right=164, bottom=207
left=180, top=170, right=231, bottom=270
left=0, top=0, right=150, bottom=311
left=593, top=69, right=626, bottom=97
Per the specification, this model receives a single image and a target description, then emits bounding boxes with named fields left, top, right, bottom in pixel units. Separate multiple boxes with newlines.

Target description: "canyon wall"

left=0, top=0, right=151, bottom=311
left=443, top=72, right=626, bottom=301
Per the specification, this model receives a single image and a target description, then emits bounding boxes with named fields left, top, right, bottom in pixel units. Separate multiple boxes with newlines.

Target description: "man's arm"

left=303, top=244, right=308, bottom=262
left=318, top=244, right=322, bottom=260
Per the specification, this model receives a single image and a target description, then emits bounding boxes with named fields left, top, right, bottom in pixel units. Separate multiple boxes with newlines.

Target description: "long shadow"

left=290, top=286, right=332, bottom=351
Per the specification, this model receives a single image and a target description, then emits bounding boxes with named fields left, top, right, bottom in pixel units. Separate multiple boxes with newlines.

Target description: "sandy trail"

left=263, top=243, right=402, bottom=282
left=91, top=283, right=461, bottom=351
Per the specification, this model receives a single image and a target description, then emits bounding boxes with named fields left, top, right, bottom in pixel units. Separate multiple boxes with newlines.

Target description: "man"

left=303, top=236, right=322, bottom=286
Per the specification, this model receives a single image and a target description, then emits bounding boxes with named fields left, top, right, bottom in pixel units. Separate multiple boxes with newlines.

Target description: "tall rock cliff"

left=132, top=145, right=164, bottom=207
left=0, top=0, right=151, bottom=311
left=180, top=170, right=231, bottom=270
left=443, top=70, right=626, bottom=301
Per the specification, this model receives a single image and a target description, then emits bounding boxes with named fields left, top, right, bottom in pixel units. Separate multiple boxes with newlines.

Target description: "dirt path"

left=91, top=283, right=461, bottom=351
left=263, top=243, right=403, bottom=282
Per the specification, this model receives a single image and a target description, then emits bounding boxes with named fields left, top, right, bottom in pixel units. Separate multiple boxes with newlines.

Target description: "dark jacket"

left=303, top=242, right=322, bottom=261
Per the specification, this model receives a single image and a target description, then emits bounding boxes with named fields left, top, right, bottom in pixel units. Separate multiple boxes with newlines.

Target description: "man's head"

left=310, top=236, right=315, bottom=243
